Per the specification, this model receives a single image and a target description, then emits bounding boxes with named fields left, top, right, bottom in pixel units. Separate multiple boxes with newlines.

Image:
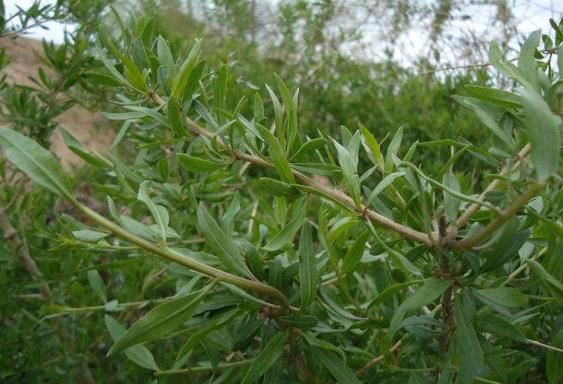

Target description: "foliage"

left=0, top=1, right=562, bottom=383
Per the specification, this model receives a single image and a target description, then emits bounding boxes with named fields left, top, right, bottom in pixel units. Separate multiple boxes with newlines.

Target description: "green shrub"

left=1, top=4, right=562, bottom=384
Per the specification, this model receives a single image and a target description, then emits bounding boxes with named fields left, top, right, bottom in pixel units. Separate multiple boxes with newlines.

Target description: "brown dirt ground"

left=0, top=36, right=114, bottom=170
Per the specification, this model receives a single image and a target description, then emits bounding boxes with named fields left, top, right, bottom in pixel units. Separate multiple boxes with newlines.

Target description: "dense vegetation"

left=0, top=1, right=562, bottom=383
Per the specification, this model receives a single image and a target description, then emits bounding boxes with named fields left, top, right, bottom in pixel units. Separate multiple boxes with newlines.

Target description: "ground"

left=0, top=36, right=114, bottom=169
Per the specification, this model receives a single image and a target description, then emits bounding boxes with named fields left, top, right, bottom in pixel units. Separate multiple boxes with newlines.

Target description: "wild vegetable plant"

left=1, top=15, right=562, bottom=384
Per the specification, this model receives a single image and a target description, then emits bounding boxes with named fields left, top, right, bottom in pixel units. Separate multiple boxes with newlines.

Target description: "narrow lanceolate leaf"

left=0, top=127, right=71, bottom=198
left=359, top=123, right=385, bottom=170
left=137, top=181, right=169, bottom=242
left=72, top=229, right=110, bottom=242
left=177, top=153, right=224, bottom=172
left=59, top=127, right=110, bottom=168
left=87, top=269, right=107, bottom=303
left=214, top=64, right=228, bottom=112
left=256, top=124, right=295, bottom=183
left=517, top=30, right=541, bottom=88
left=453, top=96, right=513, bottom=148
left=167, top=95, right=186, bottom=136
left=453, top=293, right=484, bottom=384
left=197, top=203, right=253, bottom=278
left=315, top=348, right=361, bottom=384
left=528, top=259, right=563, bottom=298
left=474, top=287, right=528, bottom=309
left=171, top=39, right=201, bottom=100
left=546, top=328, right=563, bottom=384
left=342, top=230, right=369, bottom=274
left=108, top=283, right=213, bottom=356
left=464, top=85, right=521, bottom=109
left=385, top=126, right=403, bottom=172
left=389, top=278, right=451, bottom=338
left=264, top=198, right=307, bottom=251
left=368, top=171, right=405, bottom=201
left=443, top=171, right=461, bottom=224
left=291, top=137, right=327, bottom=161
left=241, top=333, right=286, bottom=384
left=104, top=315, right=159, bottom=371
left=518, top=88, right=561, bottom=183
left=299, top=223, right=317, bottom=307
left=333, top=137, right=361, bottom=207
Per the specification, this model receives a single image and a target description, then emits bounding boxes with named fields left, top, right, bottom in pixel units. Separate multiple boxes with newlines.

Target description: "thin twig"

left=356, top=338, right=404, bottom=375
left=151, top=94, right=434, bottom=247
left=453, top=143, right=531, bottom=231
left=448, top=183, right=544, bottom=250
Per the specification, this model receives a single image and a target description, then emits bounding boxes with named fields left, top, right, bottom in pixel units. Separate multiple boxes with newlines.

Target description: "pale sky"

left=4, top=0, right=562, bottom=66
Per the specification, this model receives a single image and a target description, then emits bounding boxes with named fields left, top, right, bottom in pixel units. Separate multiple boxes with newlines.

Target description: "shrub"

left=1, top=8, right=562, bottom=384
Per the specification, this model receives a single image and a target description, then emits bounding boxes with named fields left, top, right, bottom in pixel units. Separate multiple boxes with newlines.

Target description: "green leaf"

left=546, top=328, right=563, bottom=384
left=453, top=293, right=484, bottom=384
left=477, top=312, right=525, bottom=342
left=171, top=39, right=201, bottom=100
left=254, top=93, right=264, bottom=122
left=107, top=283, right=212, bottom=356
left=258, top=177, right=299, bottom=197
left=177, top=154, right=224, bottom=172
left=104, top=315, right=159, bottom=371
left=291, top=137, right=327, bottom=161
left=265, top=85, right=284, bottom=146
left=264, top=197, right=307, bottom=251
left=241, top=333, right=286, bottom=384
left=367, top=280, right=422, bottom=309
left=368, top=171, right=405, bottom=202
left=137, top=181, right=169, bottom=242
left=443, top=171, right=461, bottom=224
left=528, top=259, right=563, bottom=298
left=464, top=85, right=521, bottom=109
left=156, top=35, right=175, bottom=78
left=453, top=96, right=513, bottom=148
left=273, top=74, right=298, bottom=149
left=315, top=348, right=361, bottom=384
left=385, top=126, right=403, bottom=172
left=489, top=41, right=533, bottom=89
left=59, top=127, right=110, bottom=168
left=72, top=229, right=110, bottom=242
left=333, top=133, right=361, bottom=206
left=518, top=30, right=541, bottom=88
left=342, top=230, right=369, bottom=274
left=389, top=278, right=451, bottom=338
left=197, top=203, right=253, bottom=278
left=87, top=269, right=107, bottom=303
left=214, top=64, right=228, bottom=112
left=518, top=88, right=561, bottom=182
left=167, top=95, right=186, bottom=136
left=474, top=287, right=528, bottom=309
left=256, top=124, right=295, bottom=183
left=359, top=123, right=384, bottom=170
left=0, top=127, right=71, bottom=198
left=299, top=222, right=317, bottom=307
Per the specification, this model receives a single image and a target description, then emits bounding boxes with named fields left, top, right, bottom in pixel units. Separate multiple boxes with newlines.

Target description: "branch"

left=356, top=338, right=404, bottom=375
left=448, top=182, right=544, bottom=250
left=72, top=200, right=289, bottom=307
left=453, top=143, right=531, bottom=231
left=151, top=94, right=434, bottom=247
left=0, top=207, right=52, bottom=300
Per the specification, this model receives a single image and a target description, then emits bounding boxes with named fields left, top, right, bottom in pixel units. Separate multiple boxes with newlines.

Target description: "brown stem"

left=356, top=338, right=403, bottom=375
left=0, top=207, right=52, bottom=300
left=448, top=183, right=543, bottom=250
left=151, top=94, right=434, bottom=247
left=452, top=144, right=531, bottom=233
left=439, top=255, right=454, bottom=352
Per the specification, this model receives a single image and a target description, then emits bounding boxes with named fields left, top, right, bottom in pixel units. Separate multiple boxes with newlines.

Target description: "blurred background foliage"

left=0, top=0, right=561, bottom=382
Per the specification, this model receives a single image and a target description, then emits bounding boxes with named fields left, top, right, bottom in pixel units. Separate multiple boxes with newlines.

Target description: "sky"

left=4, top=0, right=563, bottom=66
